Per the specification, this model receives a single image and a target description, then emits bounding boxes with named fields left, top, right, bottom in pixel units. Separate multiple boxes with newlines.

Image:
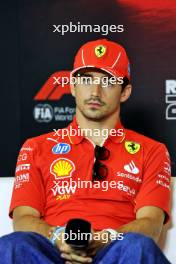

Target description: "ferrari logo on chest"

left=125, top=141, right=141, bottom=154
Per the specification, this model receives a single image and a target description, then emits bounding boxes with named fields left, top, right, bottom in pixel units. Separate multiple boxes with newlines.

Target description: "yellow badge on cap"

left=50, top=158, right=75, bottom=179
left=125, top=141, right=140, bottom=154
left=95, top=45, right=106, bottom=58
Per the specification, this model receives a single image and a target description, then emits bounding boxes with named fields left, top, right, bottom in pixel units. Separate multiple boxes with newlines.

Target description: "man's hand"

left=86, top=230, right=111, bottom=257
left=56, top=230, right=93, bottom=264
left=55, top=230, right=111, bottom=263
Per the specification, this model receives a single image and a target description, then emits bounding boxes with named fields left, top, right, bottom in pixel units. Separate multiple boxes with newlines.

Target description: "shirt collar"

left=67, top=116, right=126, bottom=145
left=108, top=120, right=126, bottom=144
left=67, top=116, right=84, bottom=144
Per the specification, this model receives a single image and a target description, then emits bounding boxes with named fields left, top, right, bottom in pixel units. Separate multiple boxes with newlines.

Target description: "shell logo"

left=50, top=158, right=75, bottom=179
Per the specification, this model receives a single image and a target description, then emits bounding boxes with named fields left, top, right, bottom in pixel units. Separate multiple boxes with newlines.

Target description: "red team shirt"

left=9, top=117, right=171, bottom=230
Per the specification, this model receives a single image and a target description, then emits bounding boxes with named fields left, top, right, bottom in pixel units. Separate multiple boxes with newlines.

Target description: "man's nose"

left=91, top=83, right=102, bottom=97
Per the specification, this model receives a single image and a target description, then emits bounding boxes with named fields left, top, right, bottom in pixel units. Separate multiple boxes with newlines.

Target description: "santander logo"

left=124, top=160, right=139, bottom=175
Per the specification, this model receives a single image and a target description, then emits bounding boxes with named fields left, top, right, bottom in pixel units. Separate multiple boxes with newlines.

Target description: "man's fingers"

left=86, top=248, right=97, bottom=257
left=60, top=243, right=72, bottom=253
left=74, top=250, right=87, bottom=257
left=61, top=253, right=92, bottom=263
left=60, top=244, right=87, bottom=256
left=65, top=262, right=85, bottom=264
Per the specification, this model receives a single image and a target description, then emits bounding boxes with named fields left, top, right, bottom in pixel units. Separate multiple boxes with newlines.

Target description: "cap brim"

left=71, top=66, right=126, bottom=80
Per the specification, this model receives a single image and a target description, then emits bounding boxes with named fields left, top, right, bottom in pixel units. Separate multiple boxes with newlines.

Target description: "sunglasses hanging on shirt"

left=92, top=145, right=110, bottom=181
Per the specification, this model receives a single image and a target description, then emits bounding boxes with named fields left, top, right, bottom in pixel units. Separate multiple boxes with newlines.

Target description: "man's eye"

left=81, top=77, right=92, bottom=84
left=107, top=80, right=113, bottom=86
left=102, top=79, right=113, bottom=88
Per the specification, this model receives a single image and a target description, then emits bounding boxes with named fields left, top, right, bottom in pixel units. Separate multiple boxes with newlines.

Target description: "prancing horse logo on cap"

left=95, top=45, right=106, bottom=57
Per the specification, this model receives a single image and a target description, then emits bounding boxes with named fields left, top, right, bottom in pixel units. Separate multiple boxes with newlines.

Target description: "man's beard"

left=81, top=108, right=108, bottom=121
left=78, top=104, right=117, bottom=121
left=81, top=97, right=105, bottom=120
left=76, top=97, right=118, bottom=121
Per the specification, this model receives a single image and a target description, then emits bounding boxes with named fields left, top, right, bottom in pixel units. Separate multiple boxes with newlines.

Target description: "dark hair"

left=122, top=77, right=130, bottom=91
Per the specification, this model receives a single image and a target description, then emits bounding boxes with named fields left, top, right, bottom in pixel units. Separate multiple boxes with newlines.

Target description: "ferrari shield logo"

left=125, top=141, right=140, bottom=154
left=95, top=45, right=106, bottom=57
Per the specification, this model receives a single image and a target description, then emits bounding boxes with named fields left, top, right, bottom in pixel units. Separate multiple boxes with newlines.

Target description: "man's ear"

left=120, top=84, right=132, bottom=103
left=70, top=83, right=76, bottom=97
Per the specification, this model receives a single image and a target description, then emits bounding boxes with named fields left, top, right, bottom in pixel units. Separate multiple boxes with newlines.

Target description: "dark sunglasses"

left=92, top=146, right=110, bottom=181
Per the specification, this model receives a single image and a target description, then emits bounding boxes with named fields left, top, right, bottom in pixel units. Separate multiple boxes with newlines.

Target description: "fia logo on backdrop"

left=33, top=71, right=75, bottom=123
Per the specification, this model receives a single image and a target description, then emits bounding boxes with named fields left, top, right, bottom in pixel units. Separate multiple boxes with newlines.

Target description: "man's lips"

left=87, top=100, right=103, bottom=105
left=87, top=101, right=103, bottom=108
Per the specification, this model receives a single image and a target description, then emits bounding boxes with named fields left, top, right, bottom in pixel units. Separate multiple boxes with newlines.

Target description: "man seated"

left=0, top=39, right=171, bottom=264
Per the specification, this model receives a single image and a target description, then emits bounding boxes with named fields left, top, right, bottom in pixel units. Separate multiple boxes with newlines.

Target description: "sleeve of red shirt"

left=9, top=138, right=45, bottom=218
left=135, top=143, right=171, bottom=224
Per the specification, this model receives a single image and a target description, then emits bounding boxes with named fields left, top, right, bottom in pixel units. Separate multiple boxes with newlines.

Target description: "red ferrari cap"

left=72, top=39, right=131, bottom=80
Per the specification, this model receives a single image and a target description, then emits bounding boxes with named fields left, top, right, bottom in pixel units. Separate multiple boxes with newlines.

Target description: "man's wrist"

left=48, top=226, right=65, bottom=246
